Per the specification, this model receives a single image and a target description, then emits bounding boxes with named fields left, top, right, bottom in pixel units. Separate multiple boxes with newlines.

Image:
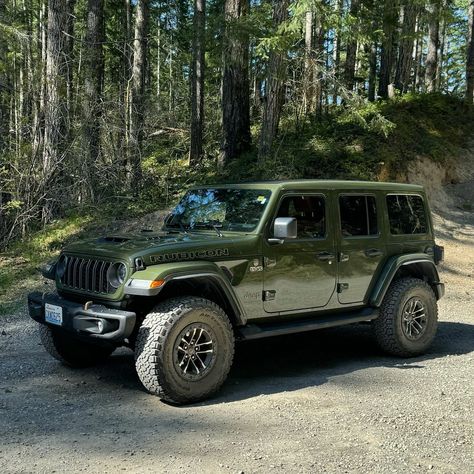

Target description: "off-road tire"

left=373, top=277, right=438, bottom=357
left=134, top=297, right=235, bottom=404
left=39, top=324, right=115, bottom=367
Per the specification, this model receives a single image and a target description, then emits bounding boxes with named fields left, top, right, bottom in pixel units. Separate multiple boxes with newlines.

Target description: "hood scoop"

left=97, top=236, right=131, bottom=244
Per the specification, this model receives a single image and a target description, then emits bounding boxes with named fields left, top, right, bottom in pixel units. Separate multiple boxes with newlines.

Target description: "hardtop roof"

left=191, top=180, right=424, bottom=193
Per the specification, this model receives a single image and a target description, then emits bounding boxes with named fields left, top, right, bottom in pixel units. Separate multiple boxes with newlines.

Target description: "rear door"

left=263, top=192, right=337, bottom=313
left=336, top=192, right=386, bottom=304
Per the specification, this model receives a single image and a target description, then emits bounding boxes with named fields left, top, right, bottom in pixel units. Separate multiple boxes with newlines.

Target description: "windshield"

left=166, top=188, right=272, bottom=232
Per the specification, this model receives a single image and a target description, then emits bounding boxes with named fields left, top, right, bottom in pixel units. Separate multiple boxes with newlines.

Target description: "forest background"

left=0, top=0, right=474, bottom=290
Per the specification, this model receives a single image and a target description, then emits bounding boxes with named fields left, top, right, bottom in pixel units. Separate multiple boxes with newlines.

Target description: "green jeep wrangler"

left=28, top=180, right=445, bottom=404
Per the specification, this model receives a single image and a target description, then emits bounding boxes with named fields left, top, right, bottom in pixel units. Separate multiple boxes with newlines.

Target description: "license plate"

left=45, top=303, right=63, bottom=326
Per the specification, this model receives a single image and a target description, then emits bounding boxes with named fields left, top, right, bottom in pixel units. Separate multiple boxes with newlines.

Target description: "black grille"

left=60, top=256, right=114, bottom=294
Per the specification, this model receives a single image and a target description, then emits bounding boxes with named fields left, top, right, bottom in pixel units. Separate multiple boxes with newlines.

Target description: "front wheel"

left=373, top=277, right=438, bottom=357
left=134, top=297, right=235, bottom=404
left=39, top=325, right=115, bottom=367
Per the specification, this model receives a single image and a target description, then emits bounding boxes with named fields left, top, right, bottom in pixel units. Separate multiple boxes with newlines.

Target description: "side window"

left=339, top=195, right=378, bottom=237
left=276, top=195, right=326, bottom=239
left=386, top=194, right=427, bottom=235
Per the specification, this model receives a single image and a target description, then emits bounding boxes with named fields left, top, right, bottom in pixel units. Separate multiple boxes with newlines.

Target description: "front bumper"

left=28, top=292, right=136, bottom=341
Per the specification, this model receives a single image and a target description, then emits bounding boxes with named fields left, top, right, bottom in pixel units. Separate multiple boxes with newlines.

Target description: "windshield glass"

left=166, top=188, right=272, bottom=232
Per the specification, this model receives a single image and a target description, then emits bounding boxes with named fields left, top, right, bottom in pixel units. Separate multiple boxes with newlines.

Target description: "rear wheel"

left=134, top=297, right=234, bottom=404
left=373, top=277, right=438, bottom=357
left=39, top=324, right=115, bottom=367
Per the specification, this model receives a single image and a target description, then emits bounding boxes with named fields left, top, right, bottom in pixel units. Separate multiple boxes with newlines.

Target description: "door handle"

left=365, top=248, right=383, bottom=258
left=316, top=251, right=336, bottom=261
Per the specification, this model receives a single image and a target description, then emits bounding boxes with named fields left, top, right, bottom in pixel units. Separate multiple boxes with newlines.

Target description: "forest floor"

left=0, top=163, right=473, bottom=473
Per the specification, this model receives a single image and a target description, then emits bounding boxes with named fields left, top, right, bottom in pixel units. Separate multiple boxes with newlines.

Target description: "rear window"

left=339, top=195, right=378, bottom=237
left=386, top=194, right=428, bottom=235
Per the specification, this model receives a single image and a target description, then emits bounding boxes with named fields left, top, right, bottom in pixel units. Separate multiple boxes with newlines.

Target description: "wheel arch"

left=156, top=272, right=246, bottom=327
left=370, top=254, right=444, bottom=307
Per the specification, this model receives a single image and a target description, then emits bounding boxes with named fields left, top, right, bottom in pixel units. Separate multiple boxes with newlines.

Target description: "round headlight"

left=107, top=262, right=127, bottom=289
left=56, top=255, right=68, bottom=279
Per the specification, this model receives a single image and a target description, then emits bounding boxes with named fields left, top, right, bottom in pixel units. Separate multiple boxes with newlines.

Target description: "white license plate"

left=45, top=303, right=63, bottom=326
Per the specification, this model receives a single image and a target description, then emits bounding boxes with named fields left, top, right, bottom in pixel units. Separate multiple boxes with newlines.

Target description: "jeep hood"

left=62, top=231, right=259, bottom=264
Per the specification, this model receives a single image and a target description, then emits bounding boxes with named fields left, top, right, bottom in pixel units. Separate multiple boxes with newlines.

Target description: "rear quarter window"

left=386, top=194, right=428, bottom=235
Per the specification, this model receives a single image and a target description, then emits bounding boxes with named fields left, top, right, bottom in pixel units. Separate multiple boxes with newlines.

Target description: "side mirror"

left=273, top=217, right=297, bottom=239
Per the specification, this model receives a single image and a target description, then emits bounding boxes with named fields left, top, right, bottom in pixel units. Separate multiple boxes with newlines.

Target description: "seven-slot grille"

left=60, top=256, right=115, bottom=294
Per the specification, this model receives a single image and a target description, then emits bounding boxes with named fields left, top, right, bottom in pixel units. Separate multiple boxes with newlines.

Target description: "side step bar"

left=238, top=307, right=379, bottom=341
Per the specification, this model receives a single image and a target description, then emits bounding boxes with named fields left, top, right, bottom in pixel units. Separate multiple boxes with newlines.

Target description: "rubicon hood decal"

left=149, top=248, right=230, bottom=263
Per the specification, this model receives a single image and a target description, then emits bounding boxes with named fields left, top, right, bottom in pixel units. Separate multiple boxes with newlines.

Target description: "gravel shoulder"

left=0, top=189, right=473, bottom=473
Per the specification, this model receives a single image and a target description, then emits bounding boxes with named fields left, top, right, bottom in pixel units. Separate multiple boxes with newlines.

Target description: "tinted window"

left=386, top=194, right=427, bottom=235
left=276, top=195, right=325, bottom=239
left=339, top=195, right=378, bottom=237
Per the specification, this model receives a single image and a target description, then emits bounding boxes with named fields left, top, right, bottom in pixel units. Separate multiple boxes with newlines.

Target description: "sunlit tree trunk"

left=303, top=10, right=314, bottom=115
left=129, top=0, right=149, bottom=192
left=332, top=0, right=343, bottom=104
left=43, top=0, right=68, bottom=222
left=190, top=0, right=205, bottom=163
left=83, top=0, right=104, bottom=201
left=425, top=0, right=440, bottom=92
left=466, top=0, right=474, bottom=104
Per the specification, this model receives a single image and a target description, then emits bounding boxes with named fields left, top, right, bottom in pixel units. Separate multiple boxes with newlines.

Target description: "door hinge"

left=263, top=290, right=276, bottom=301
left=337, top=283, right=349, bottom=293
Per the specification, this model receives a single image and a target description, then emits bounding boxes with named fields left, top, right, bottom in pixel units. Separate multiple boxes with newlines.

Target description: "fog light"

left=97, top=319, right=104, bottom=333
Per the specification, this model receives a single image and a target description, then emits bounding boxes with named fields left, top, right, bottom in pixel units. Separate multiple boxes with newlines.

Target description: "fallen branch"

left=149, top=127, right=188, bottom=138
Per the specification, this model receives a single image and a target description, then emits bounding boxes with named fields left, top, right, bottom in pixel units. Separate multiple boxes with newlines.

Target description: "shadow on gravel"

left=2, top=321, right=472, bottom=411
left=65, top=320, right=474, bottom=405
left=210, top=320, right=474, bottom=404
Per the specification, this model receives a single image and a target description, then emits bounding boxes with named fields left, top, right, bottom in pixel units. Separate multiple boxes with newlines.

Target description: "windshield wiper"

left=193, top=221, right=223, bottom=238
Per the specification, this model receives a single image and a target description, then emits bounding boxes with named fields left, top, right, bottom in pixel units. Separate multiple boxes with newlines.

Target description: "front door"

left=336, top=193, right=386, bottom=304
left=263, top=193, right=337, bottom=313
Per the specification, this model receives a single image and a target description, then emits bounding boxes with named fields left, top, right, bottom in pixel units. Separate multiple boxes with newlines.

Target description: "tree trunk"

left=43, top=0, right=68, bottom=222
left=368, top=41, right=377, bottom=101
left=303, top=10, right=314, bottom=115
left=395, top=1, right=417, bottom=93
left=219, top=0, right=251, bottom=167
left=129, top=0, right=149, bottom=192
left=190, top=0, right=205, bottom=163
left=332, top=0, right=343, bottom=104
left=65, top=0, right=76, bottom=119
left=314, top=11, right=325, bottom=116
left=425, top=0, right=440, bottom=92
left=412, top=11, right=423, bottom=93
left=258, top=0, right=288, bottom=161
left=436, top=7, right=446, bottom=90
left=344, top=0, right=360, bottom=92
left=83, top=0, right=105, bottom=201
left=379, top=0, right=399, bottom=99
left=467, top=0, right=474, bottom=104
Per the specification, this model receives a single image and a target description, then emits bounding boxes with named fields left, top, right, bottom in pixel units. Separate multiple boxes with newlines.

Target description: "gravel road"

left=1, top=192, right=473, bottom=473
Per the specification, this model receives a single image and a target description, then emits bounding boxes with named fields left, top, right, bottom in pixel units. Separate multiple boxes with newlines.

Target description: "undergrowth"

left=1, top=93, right=473, bottom=313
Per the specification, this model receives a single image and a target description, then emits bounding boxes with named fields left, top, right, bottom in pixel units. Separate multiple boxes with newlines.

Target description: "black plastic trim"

left=28, top=291, right=136, bottom=341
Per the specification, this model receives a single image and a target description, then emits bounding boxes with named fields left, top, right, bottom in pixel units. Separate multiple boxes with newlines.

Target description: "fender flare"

left=123, top=261, right=247, bottom=325
left=370, top=254, right=443, bottom=307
